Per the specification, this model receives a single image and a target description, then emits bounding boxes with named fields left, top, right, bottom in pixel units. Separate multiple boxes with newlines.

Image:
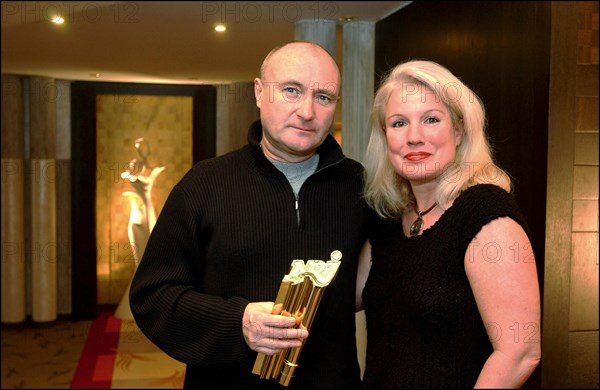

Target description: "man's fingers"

left=272, top=303, right=284, bottom=315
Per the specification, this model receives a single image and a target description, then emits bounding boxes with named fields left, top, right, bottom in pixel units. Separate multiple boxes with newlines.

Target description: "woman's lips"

left=404, top=152, right=431, bottom=161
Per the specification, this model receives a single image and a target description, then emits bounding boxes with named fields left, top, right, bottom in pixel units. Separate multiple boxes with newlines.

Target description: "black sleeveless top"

left=362, top=184, right=531, bottom=388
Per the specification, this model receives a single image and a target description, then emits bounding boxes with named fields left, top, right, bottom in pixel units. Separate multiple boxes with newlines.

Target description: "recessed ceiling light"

left=214, top=24, right=226, bottom=32
left=51, top=16, right=64, bottom=24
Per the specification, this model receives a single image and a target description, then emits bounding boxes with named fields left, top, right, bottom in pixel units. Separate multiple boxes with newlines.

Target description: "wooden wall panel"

left=569, top=233, right=599, bottom=331
left=567, top=1, right=599, bottom=388
left=568, top=331, right=599, bottom=387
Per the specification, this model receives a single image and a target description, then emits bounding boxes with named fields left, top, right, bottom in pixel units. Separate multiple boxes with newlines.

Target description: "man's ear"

left=254, top=78, right=263, bottom=108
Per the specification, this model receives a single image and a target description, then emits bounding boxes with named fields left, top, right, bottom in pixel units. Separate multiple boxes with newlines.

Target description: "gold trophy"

left=252, top=250, right=343, bottom=386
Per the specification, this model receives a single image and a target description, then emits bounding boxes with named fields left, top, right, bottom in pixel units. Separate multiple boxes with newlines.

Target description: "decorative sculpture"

left=115, top=138, right=165, bottom=320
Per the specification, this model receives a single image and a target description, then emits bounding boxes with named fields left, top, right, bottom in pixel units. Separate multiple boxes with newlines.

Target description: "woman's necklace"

left=409, top=202, right=437, bottom=237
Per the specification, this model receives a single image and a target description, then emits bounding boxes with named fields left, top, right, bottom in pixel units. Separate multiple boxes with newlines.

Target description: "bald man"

left=130, top=41, right=373, bottom=388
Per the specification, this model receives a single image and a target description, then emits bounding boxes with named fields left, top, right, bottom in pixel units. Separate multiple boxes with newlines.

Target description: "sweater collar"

left=247, top=119, right=345, bottom=171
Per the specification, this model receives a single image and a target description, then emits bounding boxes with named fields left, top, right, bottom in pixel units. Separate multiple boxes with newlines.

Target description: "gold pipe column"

left=29, top=76, right=57, bottom=323
left=1, top=74, right=27, bottom=324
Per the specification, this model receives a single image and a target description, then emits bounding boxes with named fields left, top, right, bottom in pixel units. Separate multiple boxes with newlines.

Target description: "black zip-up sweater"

left=130, top=120, right=372, bottom=389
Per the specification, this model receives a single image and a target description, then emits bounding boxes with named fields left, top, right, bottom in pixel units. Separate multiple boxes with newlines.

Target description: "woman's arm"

left=465, top=217, right=541, bottom=388
left=356, top=240, right=372, bottom=311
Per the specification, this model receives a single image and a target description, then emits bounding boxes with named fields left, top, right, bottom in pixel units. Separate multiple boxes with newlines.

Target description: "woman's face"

left=384, top=83, right=462, bottom=186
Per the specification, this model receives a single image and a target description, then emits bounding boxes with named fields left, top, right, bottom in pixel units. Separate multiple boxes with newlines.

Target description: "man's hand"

left=243, top=302, right=308, bottom=355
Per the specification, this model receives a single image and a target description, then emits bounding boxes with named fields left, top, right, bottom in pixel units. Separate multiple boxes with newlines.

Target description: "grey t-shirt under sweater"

left=266, top=153, right=320, bottom=196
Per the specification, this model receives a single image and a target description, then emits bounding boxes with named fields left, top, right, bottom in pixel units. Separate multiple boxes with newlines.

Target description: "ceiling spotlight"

left=338, top=16, right=355, bottom=23
left=51, top=16, right=65, bottom=24
left=214, top=24, right=226, bottom=32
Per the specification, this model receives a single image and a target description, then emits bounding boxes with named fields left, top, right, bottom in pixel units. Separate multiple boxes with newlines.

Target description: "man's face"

left=254, top=43, right=340, bottom=163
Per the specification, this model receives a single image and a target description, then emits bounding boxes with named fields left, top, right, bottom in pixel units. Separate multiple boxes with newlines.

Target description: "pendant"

left=410, top=217, right=424, bottom=237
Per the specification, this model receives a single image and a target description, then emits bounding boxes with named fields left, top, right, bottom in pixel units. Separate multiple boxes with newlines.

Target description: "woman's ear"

left=454, top=119, right=464, bottom=146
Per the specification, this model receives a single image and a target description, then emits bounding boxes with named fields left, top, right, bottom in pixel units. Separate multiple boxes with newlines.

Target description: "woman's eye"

left=391, top=120, right=406, bottom=128
left=424, top=117, right=440, bottom=124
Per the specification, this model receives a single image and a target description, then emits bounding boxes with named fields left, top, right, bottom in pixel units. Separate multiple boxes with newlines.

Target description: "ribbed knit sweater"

left=362, top=184, right=531, bottom=389
left=130, top=120, right=372, bottom=389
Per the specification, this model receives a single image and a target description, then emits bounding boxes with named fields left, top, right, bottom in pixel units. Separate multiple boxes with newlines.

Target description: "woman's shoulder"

left=457, top=183, right=512, bottom=202
left=451, top=184, right=517, bottom=213
left=451, top=184, right=530, bottom=241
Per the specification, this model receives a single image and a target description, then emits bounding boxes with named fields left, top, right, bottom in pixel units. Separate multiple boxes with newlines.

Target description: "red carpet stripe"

left=70, top=310, right=122, bottom=388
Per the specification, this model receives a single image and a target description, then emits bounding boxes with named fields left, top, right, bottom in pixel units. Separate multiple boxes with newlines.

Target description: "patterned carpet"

left=1, top=308, right=185, bottom=389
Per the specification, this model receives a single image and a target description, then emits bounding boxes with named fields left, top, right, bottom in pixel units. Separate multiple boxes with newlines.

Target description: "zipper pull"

left=295, top=194, right=300, bottom=225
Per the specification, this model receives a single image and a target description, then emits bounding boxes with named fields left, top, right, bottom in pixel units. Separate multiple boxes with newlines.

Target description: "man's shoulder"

left=179, top=147, right=250, bottom=182
left=336, top=156, right=366, bottom=176
left=343, top=156, right=365, bottom=169
left=197, top=146, right=250, bottom=168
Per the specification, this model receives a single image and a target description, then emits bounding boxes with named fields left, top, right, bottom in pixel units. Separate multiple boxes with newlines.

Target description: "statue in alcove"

left=115, top=138, right=166, bottom=320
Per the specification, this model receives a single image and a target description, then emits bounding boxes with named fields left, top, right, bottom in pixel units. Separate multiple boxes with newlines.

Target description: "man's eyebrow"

left=276, top=80, right=338, bottom=98
left=277, top=80, right=303, bottom=89
left=310, top=84, right=339, bottom=98
left=313, top=87, right=338, bottom=98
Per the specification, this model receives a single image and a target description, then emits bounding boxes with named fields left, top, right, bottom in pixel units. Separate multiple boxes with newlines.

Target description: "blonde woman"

left=356, top=60, right=541, bottom=388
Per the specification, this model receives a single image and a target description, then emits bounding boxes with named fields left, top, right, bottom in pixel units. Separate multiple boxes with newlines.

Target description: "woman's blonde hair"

left=363, top=60, right=512, bottom=219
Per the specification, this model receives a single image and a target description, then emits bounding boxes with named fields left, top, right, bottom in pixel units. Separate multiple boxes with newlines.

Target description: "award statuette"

left=252, top=250, right=343, bottom=387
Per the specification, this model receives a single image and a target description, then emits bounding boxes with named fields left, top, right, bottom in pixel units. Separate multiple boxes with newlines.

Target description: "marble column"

left=294, top=19, right=337, bottom=59
left=340, top=21, right=376, bottom=379
left=341, top=21, right=375, bottom=163
left=28, top=76, right=58, bottom=323
left=1, top=74, right=27, bottom=324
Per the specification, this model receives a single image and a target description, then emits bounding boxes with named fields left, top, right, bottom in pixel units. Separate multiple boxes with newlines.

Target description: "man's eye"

left=283, top=87, right=300, bottom=99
